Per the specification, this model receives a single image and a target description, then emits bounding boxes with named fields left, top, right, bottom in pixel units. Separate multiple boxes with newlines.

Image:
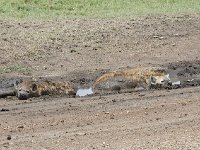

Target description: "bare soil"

left=1, top=14, right=200, bottom=149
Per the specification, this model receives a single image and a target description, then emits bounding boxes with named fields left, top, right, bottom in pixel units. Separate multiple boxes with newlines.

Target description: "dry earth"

left=1, top=14, right=200, bottom=149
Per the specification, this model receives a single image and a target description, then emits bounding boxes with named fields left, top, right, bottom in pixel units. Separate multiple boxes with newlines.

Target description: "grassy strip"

left=0, top=65, right=32, bottom=74
left=0, top=0, right=200, bottom=19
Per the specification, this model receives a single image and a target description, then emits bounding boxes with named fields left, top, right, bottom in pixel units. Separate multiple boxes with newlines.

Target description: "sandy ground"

left=1, top=14, right=200, bottom=149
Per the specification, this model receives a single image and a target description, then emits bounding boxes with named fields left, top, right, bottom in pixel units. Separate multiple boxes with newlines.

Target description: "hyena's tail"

left=93, top=71, right=125, bottom=88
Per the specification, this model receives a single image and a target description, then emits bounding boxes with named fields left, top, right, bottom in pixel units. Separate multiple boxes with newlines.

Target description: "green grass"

left=0, top=65, right=32, bottom=74
left=0, top=0, right=200, bottom=19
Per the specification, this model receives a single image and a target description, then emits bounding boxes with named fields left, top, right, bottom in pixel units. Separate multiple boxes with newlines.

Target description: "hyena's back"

left=93, top=68, right=170, bottom=90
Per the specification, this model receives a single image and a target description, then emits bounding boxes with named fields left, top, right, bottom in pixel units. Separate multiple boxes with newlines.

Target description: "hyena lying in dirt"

left=14, top=79, right=76, bottom=100
left=0, top=67, right=171, bottom=99
left=93, top=68, right=171, bottom=90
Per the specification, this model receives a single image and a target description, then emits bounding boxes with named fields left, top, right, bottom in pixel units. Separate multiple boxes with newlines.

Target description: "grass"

left=0, top=65, right=32, bottom=74
left=0, top=0, right=200, bottom=19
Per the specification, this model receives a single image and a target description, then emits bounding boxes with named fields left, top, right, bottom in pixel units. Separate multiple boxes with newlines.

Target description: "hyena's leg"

left=0, top=87, right=16, bottom=98
left=137, top=80, right=150, bottom=90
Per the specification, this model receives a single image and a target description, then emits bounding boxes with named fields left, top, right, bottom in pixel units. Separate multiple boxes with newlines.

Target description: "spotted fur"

left=14, top=80, right=76, bottom=100
left=93, top=68, right=170, bottom=89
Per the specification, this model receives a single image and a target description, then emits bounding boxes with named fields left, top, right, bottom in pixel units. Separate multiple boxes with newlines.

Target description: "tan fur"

left=93, top=68, right=170, bottom=88
left=14, top=80, right=76, bottom=100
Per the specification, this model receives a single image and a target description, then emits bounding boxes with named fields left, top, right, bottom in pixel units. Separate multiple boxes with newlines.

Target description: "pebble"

left=7, top=135, right=11, bottom=140
left=75, top=132, right=86, bottom=136
left=3, top=142, right=9, bottom=147
left=1, top=108, right=9, bottom=112
left=159, top=36, right=164, bottom=39
left=18, top=125, right=24, bottom=129
left=172, top=43, right=176, bottom=46
left=110, top=116, right=115, bottom=119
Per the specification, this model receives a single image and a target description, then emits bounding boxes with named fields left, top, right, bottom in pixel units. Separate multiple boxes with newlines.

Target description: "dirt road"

left=1, top=14, right=200, bottom=149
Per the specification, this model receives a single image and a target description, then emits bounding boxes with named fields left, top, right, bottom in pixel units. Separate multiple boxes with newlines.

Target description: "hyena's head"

left=149, top=74, right=171, bottom=86
left=14, top=80, right=37, bottom=100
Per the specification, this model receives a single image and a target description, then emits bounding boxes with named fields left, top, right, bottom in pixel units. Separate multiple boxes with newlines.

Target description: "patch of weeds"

left=0, top=8, right=5, bottom=13
left=0, top=65, right=32, bottom=74
left=17, top=5, right=31, bottom=12
left=0, top=0, right=200, bottom=19
left=24, top=0, right=40, bottom=4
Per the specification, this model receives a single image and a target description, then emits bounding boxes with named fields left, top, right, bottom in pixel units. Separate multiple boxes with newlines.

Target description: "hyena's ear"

left=14, top=80, right=19, bottom=86
left=150, top=76, right=157, bottom=84
left=32, top=83, right=37, bottom=91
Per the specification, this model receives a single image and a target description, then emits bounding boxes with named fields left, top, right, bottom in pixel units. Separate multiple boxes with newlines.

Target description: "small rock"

left=70, top=138, right=75, bottom=141
left=172, top=43, right=176, bottom=46
left=156, top=118, right=161, bottom=121
left=75, top=132, right=86, bottom=136
left=3, top=142, right=9, bottom=147
left=86, top=122, right=91, bottom=125
left=153, top=35, right=159, bottom=38
left=180, top=102, right=187, bottom=106
left=112, top=99, right=116, bottom=102
left=105, top=112, right=109, bottom=114
left=2, top=38, right=8, bottom=41
left=70, top=50, right=76, bottom=53
left=18, top=125, right=24, bottom=129
left=7, top=135, right=11, bottom=140
left=159, top=36, right=164, bottom=39
left=1, top=108, right=9, bottom=112
left=110, top=114, right=115, bottom=119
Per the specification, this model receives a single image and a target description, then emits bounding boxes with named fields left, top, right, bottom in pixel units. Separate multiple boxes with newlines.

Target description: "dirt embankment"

left=1, top=14, right=200, bottom=77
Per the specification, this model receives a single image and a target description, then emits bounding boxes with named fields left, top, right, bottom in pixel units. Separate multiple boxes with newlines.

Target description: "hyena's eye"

left=26, top=90, right=30, bottom=93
